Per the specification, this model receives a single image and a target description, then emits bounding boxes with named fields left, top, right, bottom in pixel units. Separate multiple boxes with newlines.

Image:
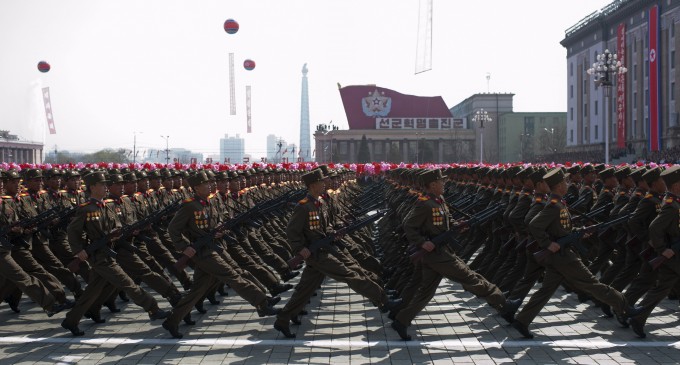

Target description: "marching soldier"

left=510, top=168, right=633, bottom=339
left=62, top=171, right=170, bottom=336
left=390, top=169, right=509, bottom=341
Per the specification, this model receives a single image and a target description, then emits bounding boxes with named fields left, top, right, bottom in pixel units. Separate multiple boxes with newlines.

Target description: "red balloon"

left=224, top=19, right=239, bottom=34
left=37, top=61, right=50, bottom=73
left=243, top=59, right=255, bottom=71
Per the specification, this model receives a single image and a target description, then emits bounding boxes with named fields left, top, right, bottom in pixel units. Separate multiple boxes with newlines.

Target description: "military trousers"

left=31, top=238, right=81, bottom=295
left=515, top=247, right=626, bottom=327
left=11, top=247, right=67, bottom=302
left=396, top=247, right=504, bottom=327
left=0, top=250, right=56, bottom=310
left=165, top=249, right=268, bottom=327
left=63, top=252, right=158, bottom=327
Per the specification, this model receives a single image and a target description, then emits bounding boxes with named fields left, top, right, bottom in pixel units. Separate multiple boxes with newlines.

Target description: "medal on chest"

left=86, top=211, right=101, bottom=221
left=559, top=208, right=571, bottom=230
left=309, top=210, right=321, bottom=230
left=432, top=207, right=445, bottom=226
left=194, top=209, right=209, bottom=229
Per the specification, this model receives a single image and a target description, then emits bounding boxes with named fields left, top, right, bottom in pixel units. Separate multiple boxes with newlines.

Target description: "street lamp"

left=587, top=49, right=627, bottom=164
left=544, top=128, right=556, bottom=158
left=160, top=135, right=170, bottom=164
left=472, top=109, right=492, bottom=164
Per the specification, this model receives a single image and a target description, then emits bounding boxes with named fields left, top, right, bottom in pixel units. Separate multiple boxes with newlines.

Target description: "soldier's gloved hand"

left=548, top=242, right=561, bottom=253
left=214, top=231, right=225, bottom=239
left=299, top=247, right=311, bottom=259
left=76, top=250, right=88, bottom=261
left=10, top=226, right=22, bottom=233
left=422, top=241, right=435, bottom=252
left=183, top=246, right=196, bottom=258
left=662, top=248, right=675, bottom=259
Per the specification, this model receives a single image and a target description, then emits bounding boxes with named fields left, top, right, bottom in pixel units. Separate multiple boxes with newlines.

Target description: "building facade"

left=219, top=134, right=245, bottom=164
left=0, top=131, right=43, bottom=164
left=562, top=0, right=680, bottom=159
left=498, top=112, right=567, bottom=163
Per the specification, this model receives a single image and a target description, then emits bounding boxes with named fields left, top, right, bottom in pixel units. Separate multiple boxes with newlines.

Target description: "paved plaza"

left=0, top=275, right=679, bottom=364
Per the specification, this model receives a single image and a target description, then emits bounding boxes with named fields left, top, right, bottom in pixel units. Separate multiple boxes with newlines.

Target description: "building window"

left=645, top=60, right=649, bottom=77
left=595, top=100, right=598, bottom=116
left=570, top=85, right=573, bottom=98
left=673, top=21, right=676, bottom=38
left=672, top=82, right=675, bottom=101
left=634, top=64, right=637, bottom=81
left=634, top=92, right=637, bottom=108
left=595, top=125, right=599, bottom=140
left=646, top=90, right=649, bottom=106
left=570, top=129, right=574, bottom=142
left=633, top=39, right=636, bottom=53
left=584, top=103, right=588, bottom=117
left=672, top=50, right=676, bottom=69
left=570, top=62, right=573, bottom=76
left=570, top=107, right=574, bottom=120
left=583, top=79, right=587, bottom=94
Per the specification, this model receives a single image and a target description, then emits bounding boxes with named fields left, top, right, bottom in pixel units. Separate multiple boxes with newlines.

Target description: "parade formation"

left=0, top=160, right=678, bottom=343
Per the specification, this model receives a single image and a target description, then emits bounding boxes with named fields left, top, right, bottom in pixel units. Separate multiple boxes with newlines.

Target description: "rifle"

left=287, top=210, right=386, bottom=269
left=648, top=238, right=680, bottom=270
left=0, top=205, right=64, bottom=246
left=570, top=202, right=614, bottom=224
left=533, top=213, right=631, bottom=265
left=406, top=206, right=505, bottom=263
left=67, top=199, right=182, bottom=273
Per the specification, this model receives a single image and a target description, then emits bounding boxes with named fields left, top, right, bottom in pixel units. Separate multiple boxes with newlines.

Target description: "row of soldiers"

left=0, top=163, right=391, bottom=339
left=378, top=162, right=680, bottom=340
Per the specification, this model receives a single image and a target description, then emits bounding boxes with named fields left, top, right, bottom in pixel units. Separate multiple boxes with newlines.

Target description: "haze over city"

left=0, top=0, right=610, bottom=160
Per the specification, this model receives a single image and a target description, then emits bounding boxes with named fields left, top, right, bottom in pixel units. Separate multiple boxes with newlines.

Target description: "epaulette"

left=635, top=191, right=643, bottom=196
left=134, top=192, right=143, bottom=196
left=19, top=192, right=29, bottom=197
left=59, top=190, right=67, bottom=193
left=550, top=198, right=559, bottom=204
left=418, top=196, right=430, bottom=201
left=78, top=201, right=92, bottom=207
left=535, top=197, right=543, bottom=203
left=183, top=198, right=195, bottom=203
left=172, top=189, right=178, bottom=192
left=516, top=191, right=521, bottom=196
left=619, top=191, right=626, bottom=195
left=38, top=190, right=48, bottom=194
left=644, top=193, right=653, bottom=199
left=603, top=189, right=610, bottom=193
left=666, top=198, right=673, bottom=204
left=299, top=198, right=309, bottom=204
left=1, top=195, right=11, bottom=199
left=103, top=199, right=114, bottom=203
left=207, top=193, right=215, bottom=199
left=523, top=192, right=530, bottom=196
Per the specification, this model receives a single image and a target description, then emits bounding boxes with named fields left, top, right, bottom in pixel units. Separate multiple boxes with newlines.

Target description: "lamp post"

left=587, top=49, right=627, bottom=165
left=472, top=109, right=492, bottom=164
left=544, top=127, right=555, bottom=159
left=160, top=135, right=170, bottom=164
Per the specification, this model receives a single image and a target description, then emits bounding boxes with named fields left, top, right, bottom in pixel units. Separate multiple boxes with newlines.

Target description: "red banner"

left=649, top=5, right=660, bottom=151
left=616, top=23, right=626, bottom=148
left=42, top=87, right=56, bottom=134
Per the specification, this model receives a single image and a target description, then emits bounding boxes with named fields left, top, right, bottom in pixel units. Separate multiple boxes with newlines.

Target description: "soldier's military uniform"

left=0, top=171, right=65, bottom=316
left=392, top=169, right=506, bottom=341
left=163, top=171, right=276, bottom=339
left=512, top=168, right=631, bottom=339
left=628, top=166, right=680, bottom=338
left=62, top=172, right=168, bottom=336
left=274, top=169, right=393, bottom=339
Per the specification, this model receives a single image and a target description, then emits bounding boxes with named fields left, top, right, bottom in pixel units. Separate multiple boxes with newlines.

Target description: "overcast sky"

left=0, top=0, right=612, bottom=160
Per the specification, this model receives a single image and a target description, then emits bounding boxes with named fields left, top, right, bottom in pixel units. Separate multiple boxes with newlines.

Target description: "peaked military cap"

left=642, top=167, right=662, bottom=185
left=24, top=168, right=43, bottom=180
left=661, top=165, right=680, bottom=186
left=598, top=167, right=616, bottom=180
left=543, top=167, right=569, bottom=188
left=302, top=169, right=324, bottom=186
left=83, top=171, right=109, bottom=186
left=188, top=171, right=210, bottom=187
left=420, top=169, right=444, bottom=186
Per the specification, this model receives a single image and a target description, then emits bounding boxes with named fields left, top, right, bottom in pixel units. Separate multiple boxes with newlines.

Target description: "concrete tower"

left=299, top=64, right=311, bottom=161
